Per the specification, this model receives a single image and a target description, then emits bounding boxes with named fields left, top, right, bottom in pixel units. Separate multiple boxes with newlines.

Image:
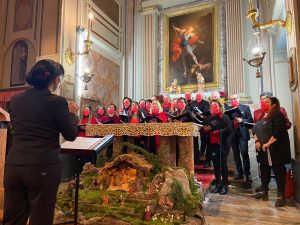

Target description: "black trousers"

left=211, top=144, right=229, bottom=186
left=260, top=164, right=286, bottom=194
left=194, top=136, right=200, bottom=164
left=200, top=132, right=211, bottom=162
left=3, top=163, right=61, bottom=225
left=231, top=132, right=250, bottom=176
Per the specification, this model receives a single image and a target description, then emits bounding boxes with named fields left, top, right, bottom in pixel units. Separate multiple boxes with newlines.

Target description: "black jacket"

left=269, top=110, right=291, bottom=165
left=190, top=99, right=210, bottom=115
left=7, top=88, right=78, bottom=165
left=229, top=104, right=253, bottom=140
left=253, top=110, right=291, bottom=165
left=218, top=114, right=233, bottom=153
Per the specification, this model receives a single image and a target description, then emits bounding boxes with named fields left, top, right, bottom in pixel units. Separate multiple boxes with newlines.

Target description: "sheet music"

left=61, top=137, right=103, bottom=150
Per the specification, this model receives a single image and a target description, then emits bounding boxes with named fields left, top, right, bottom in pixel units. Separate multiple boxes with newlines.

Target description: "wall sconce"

left=246, top=0, right=292, bottom=34
left=76, top=69, right=94, bottom=90
left=65, top=12, right=94, bottom=65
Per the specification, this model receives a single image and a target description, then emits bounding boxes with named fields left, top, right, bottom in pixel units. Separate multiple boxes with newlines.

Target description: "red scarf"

left=210, top=112, right=222, bottom=144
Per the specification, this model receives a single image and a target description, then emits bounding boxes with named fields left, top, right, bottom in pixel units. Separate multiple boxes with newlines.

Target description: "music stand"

left=60, top=135, right=114, bottom=225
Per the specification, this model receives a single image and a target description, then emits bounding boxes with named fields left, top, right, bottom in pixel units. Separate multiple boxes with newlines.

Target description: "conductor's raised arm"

left=51, top=97, right=79, bottom=141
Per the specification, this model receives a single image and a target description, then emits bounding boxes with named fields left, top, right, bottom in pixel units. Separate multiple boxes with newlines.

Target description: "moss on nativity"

left=54, top=143, right=205, bottom=225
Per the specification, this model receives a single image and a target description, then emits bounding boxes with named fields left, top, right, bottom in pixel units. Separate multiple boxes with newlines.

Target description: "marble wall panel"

left=83, top=50, right=120, bottom=108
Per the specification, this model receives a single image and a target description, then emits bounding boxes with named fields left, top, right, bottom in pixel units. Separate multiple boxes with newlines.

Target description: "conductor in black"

left=3, top=60, right=79, bottom=225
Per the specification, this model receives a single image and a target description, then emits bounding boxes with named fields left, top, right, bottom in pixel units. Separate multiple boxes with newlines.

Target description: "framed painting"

left=163, top=2, right=220, bottom=93
left=288, top=48, right=298, bottom=92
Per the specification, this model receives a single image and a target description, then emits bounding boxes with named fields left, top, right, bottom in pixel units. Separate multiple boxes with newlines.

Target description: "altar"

left=86, top=122, right=199, bottom=175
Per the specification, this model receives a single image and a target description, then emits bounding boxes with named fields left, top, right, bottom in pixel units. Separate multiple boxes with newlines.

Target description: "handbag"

left=285, top=169, right=294, bottom=198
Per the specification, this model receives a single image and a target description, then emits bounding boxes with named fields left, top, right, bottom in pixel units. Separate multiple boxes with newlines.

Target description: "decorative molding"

left=13, top=0, right=34, bottom=32
left=138, top=5, right=160, bottom=14
left=226, top=0, right=244, bottom=94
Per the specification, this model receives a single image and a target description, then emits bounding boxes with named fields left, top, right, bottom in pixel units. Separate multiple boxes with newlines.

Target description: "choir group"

left=78, top=90, right=292, bottom=206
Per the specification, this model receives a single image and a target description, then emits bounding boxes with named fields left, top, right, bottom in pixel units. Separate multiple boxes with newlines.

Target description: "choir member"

left=78, top=104, right=93, bottom=137
left=252, top=97, right=291, bottom=207
left=172, top=97, right=192, bottom=122
left=149, top=100, right=167, bottom=153
left=119, top=97, right=132, bottom=122
left=184, top=92, right=192, bottom=110
left=102, top=104, right=121, bottom=124
left=91, top=104, right=106, bottom=124
left=203, top=100, right=233, bottom=195
left=162, top=95, right=172, bottom=112
left=129, top=101, right=145, bottom=148
left=191, top=92, right=211, bottom=166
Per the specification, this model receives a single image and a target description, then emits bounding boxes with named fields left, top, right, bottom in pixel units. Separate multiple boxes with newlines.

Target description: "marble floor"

left=203, top=139, right=300, bottom=225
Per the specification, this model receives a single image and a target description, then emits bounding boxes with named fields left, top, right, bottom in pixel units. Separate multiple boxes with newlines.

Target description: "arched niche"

left=10, top=41, right=28, bottom=86
left=2, top=39, right=36, bottom=88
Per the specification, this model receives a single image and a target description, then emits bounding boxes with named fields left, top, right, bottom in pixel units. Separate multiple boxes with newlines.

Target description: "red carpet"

left=194, top=173, right=215, bottom=189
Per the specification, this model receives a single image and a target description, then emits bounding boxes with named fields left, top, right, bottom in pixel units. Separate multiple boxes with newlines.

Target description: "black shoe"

left=253, top=191, right=268, bottom=201
left=255, top=185, right=269, bottom=192
left=255, top=185, right=263, bottom=192
left=219, top=185, right=228, bottom=195
left=203, top=161, right=211, bottom=168
left=234, top=173, right=244, bottom=180
left=275, top=197, right=285, bottom=207
left=210, top=185, right=221, bottom=194
left=245, top=175, right=252, bottom=183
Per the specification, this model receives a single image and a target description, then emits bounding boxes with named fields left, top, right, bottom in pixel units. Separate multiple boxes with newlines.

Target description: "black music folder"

left=167, top=112, right=192, bottom=122
left=203, top=115, right=224, bottom=131
left=144, top=115, right=162, bottom=123
left=119, top=114, right=130, bottom=123
left=224, top=107, right=243, bottom=120
left=242, top=122, right=255, bottom=129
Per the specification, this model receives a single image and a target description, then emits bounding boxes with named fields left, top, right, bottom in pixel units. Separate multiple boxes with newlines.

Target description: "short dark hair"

left=25, top=60, right=64, bottom=88
left=210, top=99, right=224, bottom=112
left=108, top=103, right=117, bottom=111
left=122, top=97, right=132, bottom=104
left=260, top=91, right=273, bottom=98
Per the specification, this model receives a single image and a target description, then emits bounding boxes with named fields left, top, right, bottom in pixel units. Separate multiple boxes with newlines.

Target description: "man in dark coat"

left=191, top=92, right=211, bottom=166
left=228, top=94, right=253, bottom=181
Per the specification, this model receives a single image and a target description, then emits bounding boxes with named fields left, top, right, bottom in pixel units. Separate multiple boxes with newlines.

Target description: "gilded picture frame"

left=163, top=2, right=220, bottom=93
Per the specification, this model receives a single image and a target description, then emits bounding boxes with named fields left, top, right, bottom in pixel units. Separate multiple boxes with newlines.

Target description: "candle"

left=248, top=0, right=253, bottom=10
left=87, top=12, right=93, bottom=40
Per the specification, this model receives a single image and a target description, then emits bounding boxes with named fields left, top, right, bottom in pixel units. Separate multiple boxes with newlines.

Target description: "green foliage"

left=81, top=171, right=97, bottom=188
left=122, top=142, right=163, bottom=178
left=170, top=179, right=199, bottom=217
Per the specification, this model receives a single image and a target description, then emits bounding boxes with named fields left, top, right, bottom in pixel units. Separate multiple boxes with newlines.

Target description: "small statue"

left=120, top=195, right=125, bottom=207
left=102, top=195, right=110, bottom=205
left=196, top=72, right=205, bottom=93
left=169, top=79, right=181, bottom=94
left=144, top=206, right=151, bottom=221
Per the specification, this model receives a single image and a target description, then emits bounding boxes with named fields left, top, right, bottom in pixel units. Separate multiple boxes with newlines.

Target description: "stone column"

left=178, top=136, right=194, bottom=175
left=158, top=136, right=176, bottom=168
left=139, top=6, right=159, bottom=98
left=226, top=0, right=244, bottom=94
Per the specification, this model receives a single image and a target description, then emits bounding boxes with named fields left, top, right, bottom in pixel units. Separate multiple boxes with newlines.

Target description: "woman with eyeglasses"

left=4, top=60, right=79, bottom=225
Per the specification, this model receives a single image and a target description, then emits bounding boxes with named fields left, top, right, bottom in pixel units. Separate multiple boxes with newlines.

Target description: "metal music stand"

left=60, top=135, right=114, bottom=225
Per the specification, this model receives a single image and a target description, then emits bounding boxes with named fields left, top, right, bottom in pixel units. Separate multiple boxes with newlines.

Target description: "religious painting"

left=10, top=41, right=28, bottom=86
left=163, top=3, right=220, bottom=92
left=13, top=0, right=34, bottom=32
left=288, top=47, right=298, bottom=92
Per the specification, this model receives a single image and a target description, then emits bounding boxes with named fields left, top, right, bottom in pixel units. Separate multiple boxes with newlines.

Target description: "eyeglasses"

left=230, top=97, right=238, bottom=100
